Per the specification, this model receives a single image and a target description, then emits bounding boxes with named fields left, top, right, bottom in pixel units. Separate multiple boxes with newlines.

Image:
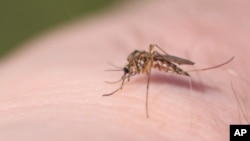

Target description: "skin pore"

left=0, top=1, right=249, bottom=141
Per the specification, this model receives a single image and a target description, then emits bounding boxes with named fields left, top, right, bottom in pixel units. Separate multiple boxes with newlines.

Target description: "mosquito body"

left=127, top=48, right=193, bottom=76
left=103, top=44, right=234, bottom=118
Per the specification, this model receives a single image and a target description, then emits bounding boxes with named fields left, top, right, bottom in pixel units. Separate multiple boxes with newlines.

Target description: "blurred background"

left=0, top=0, right=122, bottom=59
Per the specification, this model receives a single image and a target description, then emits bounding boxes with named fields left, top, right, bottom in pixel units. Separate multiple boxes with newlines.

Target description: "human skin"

left=0, top=0, right=249, bottom=141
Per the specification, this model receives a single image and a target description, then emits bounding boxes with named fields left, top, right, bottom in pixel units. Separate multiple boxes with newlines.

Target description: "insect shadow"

left=137, top=72, right=220, bottom=93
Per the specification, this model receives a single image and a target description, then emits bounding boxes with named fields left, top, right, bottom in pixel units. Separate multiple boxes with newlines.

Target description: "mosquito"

left=103, top=44, right=234, bottom=118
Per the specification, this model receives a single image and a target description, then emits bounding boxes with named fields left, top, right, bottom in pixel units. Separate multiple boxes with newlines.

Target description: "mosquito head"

left=123, top=65, right=129, bottom=74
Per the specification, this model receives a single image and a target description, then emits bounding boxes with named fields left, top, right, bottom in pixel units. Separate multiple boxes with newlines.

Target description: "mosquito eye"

left=123, top=67, right=129, bottom=73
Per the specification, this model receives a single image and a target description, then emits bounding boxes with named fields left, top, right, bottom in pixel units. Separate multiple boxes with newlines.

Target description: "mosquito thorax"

left=127, top=50, right=141, bottom=61
left=131, top=50, right=140, bottom=56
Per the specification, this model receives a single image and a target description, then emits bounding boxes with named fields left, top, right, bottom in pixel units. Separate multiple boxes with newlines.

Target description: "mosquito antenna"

left=187, top=56, right=234, bottom=72
left=104, top=69, right=123, bottom=72
left=108, top=62, right=123, bottom=69
left=105, top=62, right=124, bottom=72
left=104, top=69, right=123, bottom=82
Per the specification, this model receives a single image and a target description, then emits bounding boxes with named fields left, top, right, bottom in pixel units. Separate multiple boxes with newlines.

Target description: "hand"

left=0, top=1, right=249, bottom=141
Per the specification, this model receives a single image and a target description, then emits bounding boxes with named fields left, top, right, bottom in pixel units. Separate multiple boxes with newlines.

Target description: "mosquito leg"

left=149, top=44, right=155, bottom=53
left=103, top=77, right=126, bottom=96
left=145, top=57, right=153, bottom=118
left=150, top=44, right=169, bottom=55
left=145, top=68, right=152, bottom=118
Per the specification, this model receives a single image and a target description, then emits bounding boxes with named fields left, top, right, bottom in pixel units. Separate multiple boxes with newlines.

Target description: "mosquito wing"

left=154, top=54, right=195, bottom=65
